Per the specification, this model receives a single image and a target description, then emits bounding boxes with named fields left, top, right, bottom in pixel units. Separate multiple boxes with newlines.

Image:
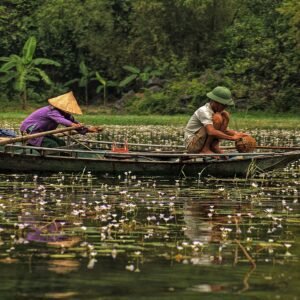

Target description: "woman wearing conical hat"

left=20, top=91, right=97, bottom=147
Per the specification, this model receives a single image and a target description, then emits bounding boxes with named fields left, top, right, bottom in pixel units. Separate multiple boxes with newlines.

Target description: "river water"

left=0, top=126, right=299, bottom=299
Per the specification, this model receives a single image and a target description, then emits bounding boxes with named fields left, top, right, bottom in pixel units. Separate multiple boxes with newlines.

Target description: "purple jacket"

left=20, top=106, right=85, bottom=146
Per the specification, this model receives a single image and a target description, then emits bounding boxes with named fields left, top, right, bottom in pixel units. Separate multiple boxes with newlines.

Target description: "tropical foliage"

left=0, top=0, right=299, bottom=113
left=94, top=72, right=118, bottom=106
left=64, top=61, right=94, bottom=105
left=0, top=36, right=60, bottom=108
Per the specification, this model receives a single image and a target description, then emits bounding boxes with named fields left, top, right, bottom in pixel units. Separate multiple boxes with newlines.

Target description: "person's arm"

left=205, top=124, right=243, bottom=141
left=225, top=128, right=248, bottom=137
left=218, top=111, right=248, bottom=137
left=48, top=109, right=76, bottom=127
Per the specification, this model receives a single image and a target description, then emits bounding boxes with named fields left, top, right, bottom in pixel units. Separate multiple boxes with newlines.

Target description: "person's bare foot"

left=210, top=143, right=229, bottom=160
left=200, top=147, right=215, bottom=154
left=211, top=145, right=223, bottom=154
left=211, top=140, right=223, bottom=154
left=200, top=148, right=220, bottom=159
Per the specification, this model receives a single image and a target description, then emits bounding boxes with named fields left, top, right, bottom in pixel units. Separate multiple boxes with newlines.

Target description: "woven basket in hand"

left=235, top=135, right=257, bottom=153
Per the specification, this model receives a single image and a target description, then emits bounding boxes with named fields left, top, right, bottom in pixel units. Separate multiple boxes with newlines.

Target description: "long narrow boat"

left=0, top=142, right=299, bottom=178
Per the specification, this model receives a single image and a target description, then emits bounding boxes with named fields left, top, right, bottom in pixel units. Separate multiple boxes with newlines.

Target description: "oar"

left=56, top=126, right=104, bottom=137
left=0, top=126, right=83, bottom=146
left=61, top=133, right=103, bottom=158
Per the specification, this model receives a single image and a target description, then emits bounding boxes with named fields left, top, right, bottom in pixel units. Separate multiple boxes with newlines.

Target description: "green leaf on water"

left=49, top=254, right=77, bottom=259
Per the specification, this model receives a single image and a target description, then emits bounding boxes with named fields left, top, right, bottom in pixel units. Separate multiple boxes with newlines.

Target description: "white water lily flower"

left=87, top=258, right=97, bottom=269
left=125, top=264, right=135, bottom=272
left=191, top=257, right=201, bottom=265
left=284, top=243, right=291, bottom=249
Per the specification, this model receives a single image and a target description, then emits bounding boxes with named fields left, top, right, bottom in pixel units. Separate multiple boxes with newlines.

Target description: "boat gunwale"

left=3, top=144, right=298, bottom=160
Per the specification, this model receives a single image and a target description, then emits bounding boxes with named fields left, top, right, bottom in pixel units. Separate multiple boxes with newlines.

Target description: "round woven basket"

left=235, top=135, right=257, bottom=153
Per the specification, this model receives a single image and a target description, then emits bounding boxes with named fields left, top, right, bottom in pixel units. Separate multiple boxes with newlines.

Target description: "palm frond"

left=0, top=60, right=18, bottom=72
left=33, top=68, right=52, bottom=85
left=123, top=65, right=140, bottom=74
left=32, top=58, right=61, bottom=67
left=0, top=73, right=16, bottom=83
left=22, top=36, right=37, bottom=64
left=119, top=74, right=138, bottom=87
left=79, top=61, right=88, bottom=76
left=27, top=75, right=40, bottom=82
left=0, top=57, right=10, bottom=62
left=95, top=71, right=106, bottom=85
left=107, top=81, right=118, bottom=87
left=79, top=77, right=88, bottom=87
left=64, top=78, right=79, bottom=86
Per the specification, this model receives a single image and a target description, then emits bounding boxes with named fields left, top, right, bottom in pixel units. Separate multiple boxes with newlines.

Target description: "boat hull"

left=0, top=149, right=299, bottom=177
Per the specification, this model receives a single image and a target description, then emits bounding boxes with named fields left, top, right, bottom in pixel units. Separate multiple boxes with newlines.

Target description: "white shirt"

left=184, top=102, right=214, bottom=143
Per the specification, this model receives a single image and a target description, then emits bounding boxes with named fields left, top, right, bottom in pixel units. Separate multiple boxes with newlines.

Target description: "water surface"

left=0, top=126, right=299, bottom=299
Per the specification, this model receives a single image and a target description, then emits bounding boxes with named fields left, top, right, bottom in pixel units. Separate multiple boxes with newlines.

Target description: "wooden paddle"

left=61, top=133, right=103, bottom=158
left=0, top=126, right=83, bottom=146
left=57, top=126, right=104, bottom=137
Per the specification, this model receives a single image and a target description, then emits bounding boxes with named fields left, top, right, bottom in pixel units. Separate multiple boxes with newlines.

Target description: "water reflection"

left=0, top=162, right=298, bottom=299
left=24, top=218, right=81, bottom=248
left=184, top=200, right=222, bottom=243
left=47, top=259, right=80, bottom=274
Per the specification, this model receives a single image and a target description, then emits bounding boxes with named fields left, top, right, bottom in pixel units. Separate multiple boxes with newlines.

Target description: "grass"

left=0, top=111, right=299, bottom=129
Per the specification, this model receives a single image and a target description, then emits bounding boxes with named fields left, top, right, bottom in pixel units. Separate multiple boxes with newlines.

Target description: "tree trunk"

left=103, top=85, right=107, bottom=106
left=85, top=85, right=88, bottom=106
left=21, top=89, right=27, bottom=110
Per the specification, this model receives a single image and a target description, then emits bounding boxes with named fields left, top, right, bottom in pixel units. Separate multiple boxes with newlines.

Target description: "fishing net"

left=235, top=135, right=257, bottom=153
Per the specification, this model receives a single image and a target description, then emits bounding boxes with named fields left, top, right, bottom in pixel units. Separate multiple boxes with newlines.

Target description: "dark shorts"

left=41, top=135, right=66, bottom=148
left=185, top=127, right=207, bottom=153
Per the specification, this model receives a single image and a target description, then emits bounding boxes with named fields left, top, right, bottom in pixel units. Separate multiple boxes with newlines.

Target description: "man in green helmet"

left=184, top=86, right=247, bottom=154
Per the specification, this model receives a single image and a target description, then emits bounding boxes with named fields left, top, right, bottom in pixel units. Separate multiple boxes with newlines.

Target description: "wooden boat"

left=0, top=141, right=299, bottom=178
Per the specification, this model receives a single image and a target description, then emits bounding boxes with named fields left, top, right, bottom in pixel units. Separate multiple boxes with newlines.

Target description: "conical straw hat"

left=48, top=91, right=83, bottom=115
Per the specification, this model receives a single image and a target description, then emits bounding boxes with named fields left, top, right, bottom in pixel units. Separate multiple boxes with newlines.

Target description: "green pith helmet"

left=206, top=86, right=234, bottom=106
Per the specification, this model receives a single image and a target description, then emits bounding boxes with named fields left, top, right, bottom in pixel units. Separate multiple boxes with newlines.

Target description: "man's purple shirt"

left=20, top=106, right=83, bottom=146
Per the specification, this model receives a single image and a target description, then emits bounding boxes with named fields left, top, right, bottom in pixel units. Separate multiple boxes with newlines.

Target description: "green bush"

left=125, top=72, right=236, bottom=115
left=125, top=92, right=171, bottom=115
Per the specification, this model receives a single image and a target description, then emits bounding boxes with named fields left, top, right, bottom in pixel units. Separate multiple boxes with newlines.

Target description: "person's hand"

left=71, top=123, right=83, bottom=128
left=87, top=126, right=99, bottom=133
left=240, top=132, right=249, bottom=137
left=232, top=133, right=244, bottom=141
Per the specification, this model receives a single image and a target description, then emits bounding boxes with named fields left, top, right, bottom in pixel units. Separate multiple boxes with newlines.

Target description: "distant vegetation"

left=1, top=111, right=299, bottom=130
left=0, top=0, right=299, bottom=114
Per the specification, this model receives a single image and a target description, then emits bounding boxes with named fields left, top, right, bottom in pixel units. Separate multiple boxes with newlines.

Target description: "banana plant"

left=64, top=60, right=95, bottom=105
left=0, top=36, right=61, bottom=109
left=94, top=71, right=117, bottom=105
left=119, top=65, right=162, bottom=89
